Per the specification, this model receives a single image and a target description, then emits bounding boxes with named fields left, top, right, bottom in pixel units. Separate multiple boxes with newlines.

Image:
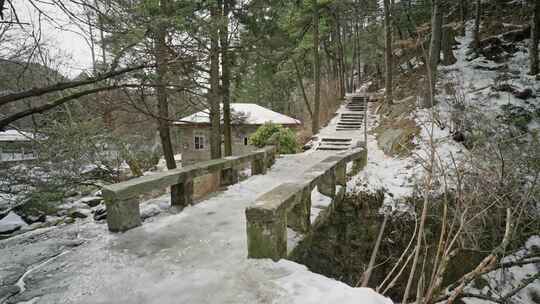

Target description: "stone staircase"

left=316, top=95, right=368, bottom=151
left=336, top=96, right=366, bottom=131
left=316, top=137, right=353, bottom=151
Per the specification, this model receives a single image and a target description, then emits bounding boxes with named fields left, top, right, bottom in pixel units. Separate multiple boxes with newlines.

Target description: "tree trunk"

left=383, top=0, right=393, bottom=105
left=293, top=60, right=313, bottom=118
left=220, top=0, right=233, bottom=156
left=460, top=0, right=467, bottom=36
left=473, top=0, right=482, bottom=51
left=312, top=0, right=321, bottom=135
left=441, top=25, right=457, bottom=65
left=155, top=0, right=181, bottom=205
left=209, top=2, right=222, bottom=159
left=529, top=0, right=540, bottom=75
left=428, top=0, right=444, bottom=103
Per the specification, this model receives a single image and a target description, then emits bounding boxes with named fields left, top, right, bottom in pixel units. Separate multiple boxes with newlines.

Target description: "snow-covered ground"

left=0, top=147, right=393, bottom=303
left=347, top=23, right=540, bottom=303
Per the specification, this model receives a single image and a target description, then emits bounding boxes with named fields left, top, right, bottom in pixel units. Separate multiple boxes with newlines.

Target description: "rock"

left=69, top=209, right=91, bottom=219
left=495, top=83, right=516, bottom=93
left=76, top=196, right=103, bottom=207
left=472, top=63, right=507, bottom=71
left=452, top=131, right=465, bottom=143
left=64, top=217, right=76, bottom=224
left=19, top=221, right=47, bottom=233
left=375, top=119, right=420, bottom=156
left=0, top=212, right=27, bottom=234
left=45, top=215, right=64, bottom=226
left=513, top=88, right=534, bottom=100
left=0, top=285, right=21, bottom=300
left=93, top=206, right=107, bottom=221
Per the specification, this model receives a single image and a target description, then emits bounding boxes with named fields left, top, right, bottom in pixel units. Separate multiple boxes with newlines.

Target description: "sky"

left=9, top=1, right=95, bottom=78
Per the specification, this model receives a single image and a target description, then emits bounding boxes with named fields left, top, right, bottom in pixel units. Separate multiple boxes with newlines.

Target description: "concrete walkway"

left=1, top=95, right=392, bottom=304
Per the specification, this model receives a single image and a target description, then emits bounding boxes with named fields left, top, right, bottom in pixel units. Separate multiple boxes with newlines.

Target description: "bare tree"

left=529, top=0, right=540, bottom=75
left=383, top=0, right=393, bottom=105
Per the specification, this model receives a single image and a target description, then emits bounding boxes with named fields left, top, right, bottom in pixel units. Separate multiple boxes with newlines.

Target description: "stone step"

left=321, top=138, right=352, bottom=142
left=317, top=146, right=349, bottom=151
left=338, top=121, right=362, bottom=125
left=320, top=142, right=350, bottom=146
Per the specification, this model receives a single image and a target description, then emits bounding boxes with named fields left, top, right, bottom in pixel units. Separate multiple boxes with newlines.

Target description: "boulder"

left=68, top=209, right=91, bottom=219
left=93, top=206, right=107, bottom=221
left=76, top=196, right=103, bottom=207
left=0, top=285, right=20, bottom=300
left=513, top=88, right=534, bottom=100
left=0, top=212, right=27, bottom=234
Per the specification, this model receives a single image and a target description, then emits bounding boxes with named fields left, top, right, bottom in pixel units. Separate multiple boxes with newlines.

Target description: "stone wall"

left=175, top=125, right=259, bottom=164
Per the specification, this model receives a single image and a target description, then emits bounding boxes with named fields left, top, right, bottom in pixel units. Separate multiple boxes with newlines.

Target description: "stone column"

left=221, top=167, right=239, bottom=186
left=353, top=149, right=368, bottom=172
left=336, top=163, right=347, bottom=186
left=287, top=186, right=311, bottom=233
left=105, top=197, right=142, bottom=232
left=245, top=208, right=287, bottom=261
left=251, top=156, right=267, bottom=175
left=266, top=149, right=276, bottom=168
left=171, top=178, right=194, bottom=208
left=318, top=169, right=336, bottom=198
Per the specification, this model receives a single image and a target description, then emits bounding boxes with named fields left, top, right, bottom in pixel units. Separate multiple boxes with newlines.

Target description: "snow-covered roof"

left=0, top=130, right=34, bottom=142
left=175, top=103, right=301, bottom=126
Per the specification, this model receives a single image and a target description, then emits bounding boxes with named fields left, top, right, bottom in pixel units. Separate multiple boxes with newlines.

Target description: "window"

left=194, top=135, right=205, bottom=150
left=244, top=137, right=249, bottom=146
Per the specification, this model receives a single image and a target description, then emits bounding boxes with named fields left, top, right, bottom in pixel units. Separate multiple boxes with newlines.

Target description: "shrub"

left=249, top=123, right=299, bottom=154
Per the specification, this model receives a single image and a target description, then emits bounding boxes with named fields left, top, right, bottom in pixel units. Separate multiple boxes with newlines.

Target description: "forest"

left=1, top=0, right=540, bottom=303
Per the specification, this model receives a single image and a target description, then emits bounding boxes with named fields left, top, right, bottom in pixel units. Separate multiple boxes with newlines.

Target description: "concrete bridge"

left=0, top=94, right=392, bottom=304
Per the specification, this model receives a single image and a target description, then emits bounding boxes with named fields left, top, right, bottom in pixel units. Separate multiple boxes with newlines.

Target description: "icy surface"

left=0, top=150, right=392, bottom=304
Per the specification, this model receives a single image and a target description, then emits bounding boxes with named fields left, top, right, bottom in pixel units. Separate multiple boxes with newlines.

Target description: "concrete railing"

left=103, top=146, right=276, bottom=232
left=245, top=146, right=367, bottom=261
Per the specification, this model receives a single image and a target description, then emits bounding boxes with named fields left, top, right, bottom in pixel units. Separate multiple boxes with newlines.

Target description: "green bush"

left=249, top=123, right=299, bottom=154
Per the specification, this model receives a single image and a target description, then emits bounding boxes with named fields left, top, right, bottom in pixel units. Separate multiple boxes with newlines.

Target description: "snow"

left=0, top=150, right=392, bottom=303
left=310, top=186, right=333, bottom=223
left=0, top=130, right=35, bottom=142
left=271, top=260, right=394, bottom=304
left=0, top=211, right=27, bottom=234
left=175, top=103, right=302, bottom=126
left=461, top=236, right=540, bottom=304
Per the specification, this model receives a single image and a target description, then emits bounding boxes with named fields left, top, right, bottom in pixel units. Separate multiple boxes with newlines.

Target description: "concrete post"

left=353, top=146, right=368, bottom=172
left=287, top=186, right=311, bottom=233
left=266, top=150, right=275, bottom=168
left=336, top=163, right=347, bottom=186
left=318, top=169, right=336, bottom=198
left=251, top=157, right=267, bottom=175
left=171, top=178, right=194, bottom=208
left=245, top=208, right=287, bottom=261
left=105, top=197, right=142, bottom=232
left=221, top=168, right=239, bottom=186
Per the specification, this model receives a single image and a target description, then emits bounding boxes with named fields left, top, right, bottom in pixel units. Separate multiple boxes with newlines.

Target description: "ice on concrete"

left=1, top=150, right=392, bottom=304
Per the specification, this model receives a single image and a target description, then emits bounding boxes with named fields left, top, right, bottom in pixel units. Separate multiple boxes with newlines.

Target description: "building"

left=0, top=130, right=38, bottom=163
left=174, top=103, right=301, bottom=164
